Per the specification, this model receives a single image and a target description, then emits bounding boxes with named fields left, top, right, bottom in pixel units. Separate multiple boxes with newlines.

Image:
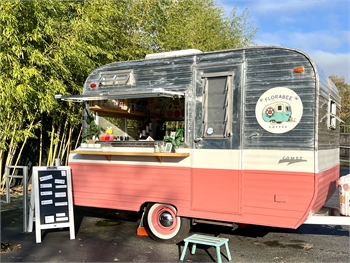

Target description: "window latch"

left=194, top=137, right=202, bottom=143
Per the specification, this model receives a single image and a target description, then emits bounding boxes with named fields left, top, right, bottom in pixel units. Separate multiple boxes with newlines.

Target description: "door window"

left=201, top=73, right=233, bottom=138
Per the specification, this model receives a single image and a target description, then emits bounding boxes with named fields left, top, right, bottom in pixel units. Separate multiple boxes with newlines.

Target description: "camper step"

left=180, top=234, right=232, bottom=263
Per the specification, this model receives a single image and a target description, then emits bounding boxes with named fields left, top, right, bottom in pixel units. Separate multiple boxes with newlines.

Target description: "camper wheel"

left=143, top=203, right=190, bottom=243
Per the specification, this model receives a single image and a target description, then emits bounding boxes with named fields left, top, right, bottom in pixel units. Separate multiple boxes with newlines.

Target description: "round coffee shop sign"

left=255, top=87, right=303, bottom=134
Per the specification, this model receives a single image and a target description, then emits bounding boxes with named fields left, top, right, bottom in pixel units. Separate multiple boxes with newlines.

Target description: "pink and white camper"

left=56, top=47, right=344, bottom=242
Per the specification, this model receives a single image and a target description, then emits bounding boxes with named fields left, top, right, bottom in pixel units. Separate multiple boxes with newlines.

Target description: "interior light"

left=90, top=83, right=97, bottom=88
left=293, top=67, right=304, bottom=73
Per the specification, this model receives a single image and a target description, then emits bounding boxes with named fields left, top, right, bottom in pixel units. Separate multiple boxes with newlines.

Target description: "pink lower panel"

left=237, top=166, right=338, bottom=228
left=312, top=165, right=339, bottom=213
left=69, top=162, right=191, bottom=212
left=191, top=168, right=241, bottom=214
left=186, top=167, right=337, bottom=228
left=297, top=165, right=339, bottom=225
left=183, top=168, right=315, bottom=228
left=69, top=162, right=338, bottom=229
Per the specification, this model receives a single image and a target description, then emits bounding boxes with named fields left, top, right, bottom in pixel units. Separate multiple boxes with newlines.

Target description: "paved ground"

left=1, top=166, right=349, bottom=262
left=1, top=204, right=350, bottom=262
left=1, top=204, right=349, bottom=263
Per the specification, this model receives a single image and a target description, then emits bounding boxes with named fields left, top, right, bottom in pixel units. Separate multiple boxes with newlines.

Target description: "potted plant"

left=165, top=128, right=184, bottom=152
left=82, top=113, right=101, bottom=143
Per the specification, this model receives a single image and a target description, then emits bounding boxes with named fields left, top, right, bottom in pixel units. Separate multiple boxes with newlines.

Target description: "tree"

left=329, top=75, right=350, bottom=128
left=0, top=0, right=257, bottom=184
left=119, top=0, right=257, bottom=55
left=0, top=0, right=89, bottom=183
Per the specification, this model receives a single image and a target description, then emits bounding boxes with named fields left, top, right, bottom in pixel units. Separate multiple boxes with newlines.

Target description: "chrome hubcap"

left=159, top=212, right=174, bottom=227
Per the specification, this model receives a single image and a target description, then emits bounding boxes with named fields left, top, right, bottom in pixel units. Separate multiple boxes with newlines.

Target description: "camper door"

left=190, top=65, right=243, bottom=215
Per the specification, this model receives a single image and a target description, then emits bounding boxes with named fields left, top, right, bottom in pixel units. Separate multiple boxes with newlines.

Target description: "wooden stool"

left=180, top=234, right=232, bottom=263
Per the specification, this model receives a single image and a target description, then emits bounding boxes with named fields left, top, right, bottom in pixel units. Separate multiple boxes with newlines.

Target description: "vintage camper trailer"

left=56, top=46, right=343, bottom=243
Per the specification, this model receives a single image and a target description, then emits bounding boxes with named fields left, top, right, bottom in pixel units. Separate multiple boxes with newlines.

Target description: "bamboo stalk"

left=57, top=119, right=68, bottom=160
left=47, top=124, right=55, bottom=166
left=51, top=124, right=61, bottom=165
left=39, top=125, right=43, bottom=166
left=61, top=125, right=71, bottom=162
left=0, top=149, right=5, bottom=186
left=11, top=120, right=34, bottom=186
left=1, top=124, right=18, bottom=189
left=1, top=143, right=17, bottom=190
left=74, top=126, right=83, bottom=150
left=65, top=133, right=72, bottom=166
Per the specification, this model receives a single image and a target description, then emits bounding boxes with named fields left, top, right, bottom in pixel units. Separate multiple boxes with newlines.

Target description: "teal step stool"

left=180, top=234, right=232, bottom=263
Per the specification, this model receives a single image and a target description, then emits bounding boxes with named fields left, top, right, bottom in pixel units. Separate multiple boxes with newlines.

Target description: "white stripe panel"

left=316, top=148, right=340, bottom=173
left=242, top=149, right=315, bottom=173
left=191, top=149, right=241, bottom=169
left=69, top=147, right=339, bottom=173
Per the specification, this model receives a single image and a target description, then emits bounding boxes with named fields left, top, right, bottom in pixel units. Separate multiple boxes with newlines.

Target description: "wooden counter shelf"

left=70, top=150, right=190, bottom=163
left=89, top=105, right=147, bottom=118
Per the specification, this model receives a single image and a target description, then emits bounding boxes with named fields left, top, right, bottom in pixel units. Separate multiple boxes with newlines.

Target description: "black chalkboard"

left=37, top=170, right=70, bottom=224
left=32, top=166, right=75, bottom=243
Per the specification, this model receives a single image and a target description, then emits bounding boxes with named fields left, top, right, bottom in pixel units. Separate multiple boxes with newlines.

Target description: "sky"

left=217, top=0, right=350, bottom=84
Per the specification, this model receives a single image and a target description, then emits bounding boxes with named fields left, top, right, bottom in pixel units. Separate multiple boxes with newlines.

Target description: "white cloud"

left=308, top=50, right=350, bottom=83
left=254, top=32, right=350, bottom=83
left=217, top=0, right=350, bottom=83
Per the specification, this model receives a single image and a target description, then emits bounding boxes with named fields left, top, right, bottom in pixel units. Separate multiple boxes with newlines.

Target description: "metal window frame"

left=201, top=72, right=234, bottom=138
left=99, top=70, right=134, bottom=86
left=329, top=98, right=338, bottom=130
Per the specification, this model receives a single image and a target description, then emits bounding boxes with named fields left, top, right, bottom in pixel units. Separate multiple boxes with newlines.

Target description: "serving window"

left=87, top=97, right=185, bottom=142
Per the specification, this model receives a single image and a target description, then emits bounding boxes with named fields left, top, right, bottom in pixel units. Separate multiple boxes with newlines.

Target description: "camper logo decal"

left=255, top=87, right=303, bottom=134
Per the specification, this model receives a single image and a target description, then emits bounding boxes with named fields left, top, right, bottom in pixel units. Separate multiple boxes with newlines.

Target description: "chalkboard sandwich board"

left=32, top=166, right=75, bottom=243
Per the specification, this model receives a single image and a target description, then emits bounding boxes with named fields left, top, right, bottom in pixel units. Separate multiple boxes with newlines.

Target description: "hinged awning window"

left=99, top=70, right=134, bottom=86
left=55, top=90, right=185, bottom=102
